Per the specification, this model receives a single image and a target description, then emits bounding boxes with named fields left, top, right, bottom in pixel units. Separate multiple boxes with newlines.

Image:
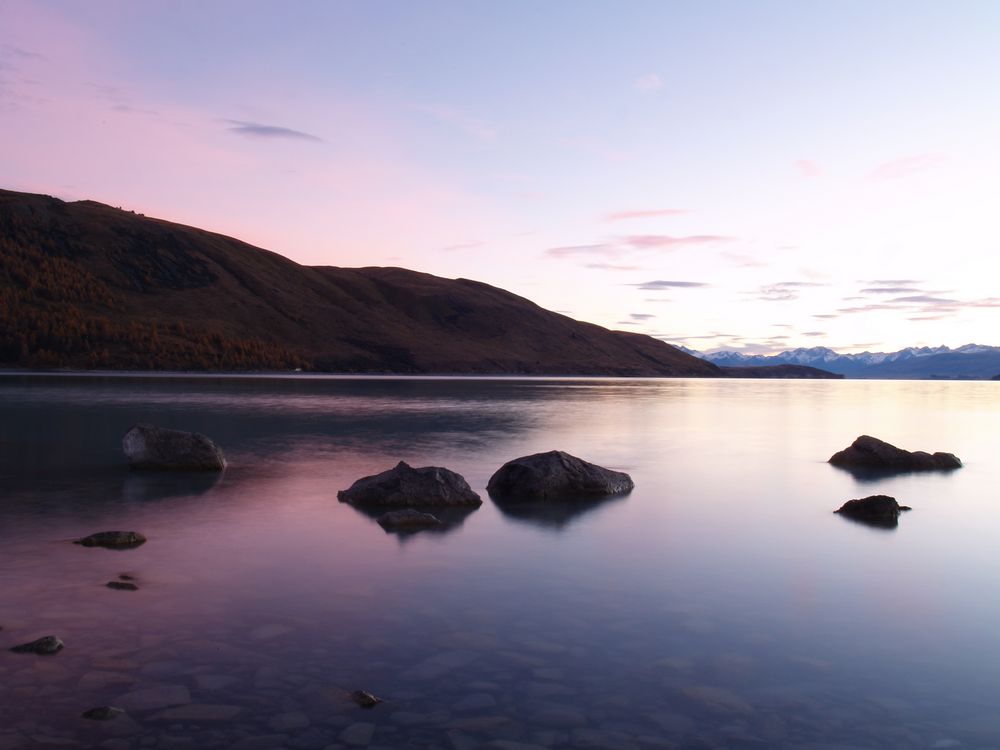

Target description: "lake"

left=1, top=373, right=998, bottom=750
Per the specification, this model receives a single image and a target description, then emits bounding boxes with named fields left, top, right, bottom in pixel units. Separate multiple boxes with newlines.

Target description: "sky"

left=2, top=1, right=999, bottom=354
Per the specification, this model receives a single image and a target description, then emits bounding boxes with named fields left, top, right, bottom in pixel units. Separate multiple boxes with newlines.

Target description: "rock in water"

left=350, top=690, right=382, bottom=708
left=75, top=531, right=147, bottom=549
left=835, top=495, right=912, bottom=522
left=10, top=635, right=64, bottom=655
left=106, top=581, right=139, bottom=591
left=377, top=509, right=442, bottom=530
left=487, top=450, right=634, bottom=500
left=82, top=706, right=124, bottom=721
left=829, top=435, right=961, bottom=472
left=122, top=423, right=226, bottom=471
left=337, top=462, right=481, bottom=507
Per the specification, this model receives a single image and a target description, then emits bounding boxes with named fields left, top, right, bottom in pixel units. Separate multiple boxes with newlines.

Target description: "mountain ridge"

left=686, top=344, right=1000, bottom=379
left=0, top=187, right=837, bottom=378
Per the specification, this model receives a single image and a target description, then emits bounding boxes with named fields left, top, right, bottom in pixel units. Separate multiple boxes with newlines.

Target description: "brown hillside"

left=0, top=188, right=721, bottom=375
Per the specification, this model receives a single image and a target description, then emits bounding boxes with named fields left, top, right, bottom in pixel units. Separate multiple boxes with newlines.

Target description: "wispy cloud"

left=415, top=104, right=497, bottom=141
left=633, top=73, right=662, bottom=92
left=630, top=313, right=655, bottom=320
left=794, top=159, right=821, bottom=178
left=720, top=251, right=767, bottom=268
left=585, top=262, right=641, bottom=271
left=890, top=295, right=959, bottom=305
left=866, top=278, right=923, bottom=286
left=441, top=241, right=484, bottom=252
left=546, top=244, right=616, bottom=259
left=624, top=234, right=733, bottom=250
left=631, top=280, right=710, bottom=290
left=756, top=281, right=826, bottom=302
left=801, top=331, right=826, bottom=337
left=604, top=208, right=687, bottom=222
left=867, top=154, right=946, bottom=181
left=860, top=286, right=925, bottom=294
left=225, top=120, right=324, bottom=143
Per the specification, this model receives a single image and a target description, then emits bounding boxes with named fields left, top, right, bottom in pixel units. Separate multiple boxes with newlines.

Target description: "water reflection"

left=1, top=374, right=1000, bottom=748
left=490, top=491, right=629, bottom=530
left=343, top=503, right=480, bottom=540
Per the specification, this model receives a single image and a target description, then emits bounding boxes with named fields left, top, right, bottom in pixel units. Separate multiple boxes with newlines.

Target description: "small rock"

left=106, top=581, right=139, bottom=591
left=829, top=435, right=961, bottom=473
left=452, top=692, right=497, bottom=712
left=10, top=635, right=64, bottom=655
left=339, top=722, right=376, bottom=746
left=337, top=462, right=481, bottom=507
left=147, top=704, right=242, bottom=722
left=376, top=509, right=442, bottom=530
left=269, top=711, right=310, bottom=731
left=116, top=685, right=191, bottom=712
left=81, top=706, right=124, bottom=721
left=122, top=423, right=226, bottom=471
left=75, top=532, right=147, bottom=549
left=350, top=690, right=382, bottom=708
left=487, top=450, right=634, bottom=500
left=835, top=494, right=910, bottom=525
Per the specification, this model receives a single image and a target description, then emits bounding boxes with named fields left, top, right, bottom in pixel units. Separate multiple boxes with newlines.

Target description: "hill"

left=1, top=188, right=731, bottom=375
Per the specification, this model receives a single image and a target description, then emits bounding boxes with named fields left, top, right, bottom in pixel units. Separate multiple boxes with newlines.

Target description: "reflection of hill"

left=489, top=492, right=629, bottom=531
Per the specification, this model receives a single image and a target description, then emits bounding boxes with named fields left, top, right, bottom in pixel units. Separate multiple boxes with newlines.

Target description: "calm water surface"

left=1, top=374, right=999, bottom=749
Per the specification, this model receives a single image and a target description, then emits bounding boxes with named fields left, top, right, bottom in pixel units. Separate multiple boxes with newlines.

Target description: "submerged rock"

left=106, top=581, right=139, bottom=591
left=487, top=450, right=634, bottom=501
left=10, top=635, right=64, bottom=655
left=75, top=531, right=146, bottom=549
left=122, top=423, right=227, bottom=471
left=829, top=435, right=961, bottom=473
left=338, top=461, right=481, bottom=507
left=377, top=509, right=442, bottom=530
left=81, top=706, right=124, bottom=721
left=835, top=494, right=912, bottom=524
left=350, top=690, right=382, bottom=708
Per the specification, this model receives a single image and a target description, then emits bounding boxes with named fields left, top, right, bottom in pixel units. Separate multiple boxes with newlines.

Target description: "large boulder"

left=337, top=462, right=482, bottom=507
left=122, top=424, right=226, bottom=471
left=835, top=494, right=911, bottom=524
left=487, top=450, right=634, bottom=501
left=829, top=435, right=961, bottom=473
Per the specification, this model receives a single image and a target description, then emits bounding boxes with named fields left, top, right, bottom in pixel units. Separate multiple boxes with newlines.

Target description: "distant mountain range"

left=0, top=188, right=838, bottom=378
left=681, top=344, right=1000, bottom=380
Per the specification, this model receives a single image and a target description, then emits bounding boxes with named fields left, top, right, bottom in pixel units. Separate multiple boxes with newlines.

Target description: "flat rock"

left=81, top=706, right=124, bottom=721
left=350, top=690, right=382, bottom=708
left=147, top=704, right=242, bottom=722
left=338, top=461, right=481, bottom=507
left=106, top=581, right=139, bottom=591
left=835, top=494, right=911, bottom=528
left=339, top=722, right=376, bottom=746
left=829, top=435, right=961, bottom=473
left=680, top=685, right=752, bottom=715
left=487, top=450, right=634, bottom=500
left=122, top=423, right=226, bottom=471
left=269, top=711, right=310, bottom=731
left=376, top=509, right=442, bottom=530
left=116, top=684, right=191, bottom=712
left=75, top=532, right=146, bottom=549
left=10, top=635, right=63, bottom=655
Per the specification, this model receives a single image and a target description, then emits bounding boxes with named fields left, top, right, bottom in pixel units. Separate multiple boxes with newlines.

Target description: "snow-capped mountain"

left=682, top=344, right=1000, bottom=379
